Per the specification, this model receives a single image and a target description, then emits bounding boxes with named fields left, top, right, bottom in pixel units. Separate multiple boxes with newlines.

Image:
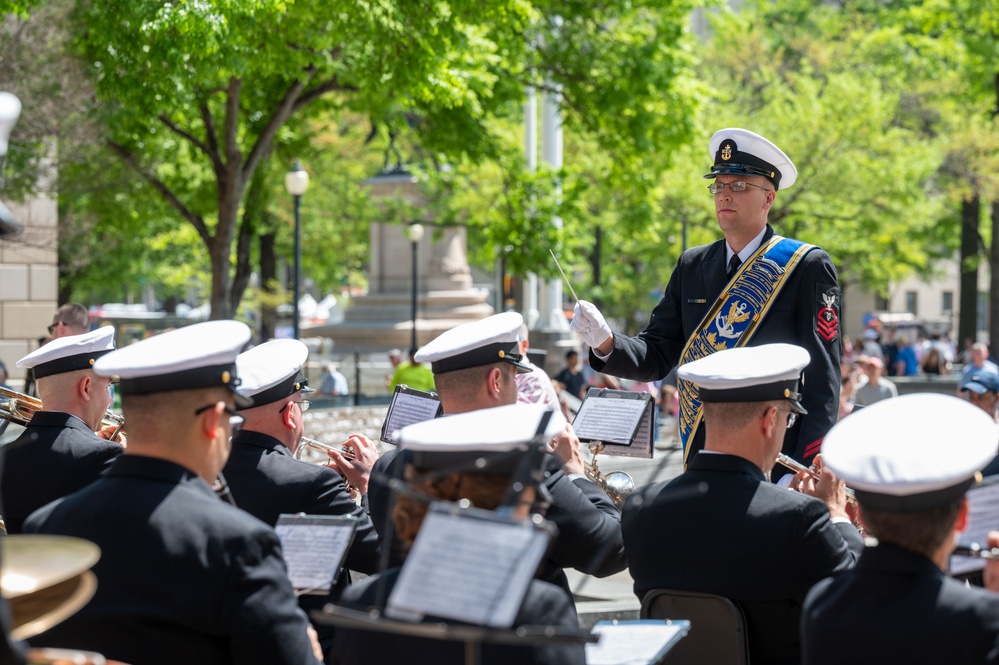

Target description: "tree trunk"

left=991, top=200, right=999, bottom=355
left=260, top=232, right=277, bottom=341
left=209, top=167, right=246, bottom=319
left=958, top=194, right=981, bottom=349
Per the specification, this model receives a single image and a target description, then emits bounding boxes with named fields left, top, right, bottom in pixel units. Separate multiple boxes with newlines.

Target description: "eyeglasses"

left=194, top=403, right=245, bottom=436
left=47, top=321, right=63, bottom=335
left=279, top=399, right=310, bottom=414
left=708, top=181, right=771, bottom=194
left=764, top=406, right=798, bottom=430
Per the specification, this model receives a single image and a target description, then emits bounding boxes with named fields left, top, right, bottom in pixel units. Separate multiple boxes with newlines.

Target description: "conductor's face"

left=712, top=174, right=775, bottom=238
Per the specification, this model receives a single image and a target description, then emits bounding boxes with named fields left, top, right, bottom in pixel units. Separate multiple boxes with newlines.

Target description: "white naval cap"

left=17, top=326, right=116, bottom=379
left=822, top=394, right=998, bottom=512
left=415, top=311, right=533, bottom=375
left=678, top=343, right=810, bottom=415
left=93, top=320, right=253, bottom=408
left=395, top=402, right=567, bottom=473
left=704, top=128, right=797, bottom=190
left=235, top=339, right=314, bottom=410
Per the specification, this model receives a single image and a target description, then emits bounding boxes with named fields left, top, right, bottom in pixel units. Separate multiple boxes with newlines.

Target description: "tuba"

left=584, top=441, right=635, bottom=509
left=0, top=387, right=125, bottom=443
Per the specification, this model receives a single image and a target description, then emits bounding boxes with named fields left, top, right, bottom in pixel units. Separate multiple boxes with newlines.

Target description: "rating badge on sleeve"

left=817, top=290, right=839, bottom=343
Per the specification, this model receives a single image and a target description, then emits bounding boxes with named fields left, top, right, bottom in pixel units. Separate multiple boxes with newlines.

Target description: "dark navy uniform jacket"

left=623, top=453, right=863, bottom=665
left=23, top=455, right=320, bottom=665
left=802, top=544, right=999, bottom=664
left=590, top=225, right=841, bottom=465
left=1, top=411, right=122, bottom=533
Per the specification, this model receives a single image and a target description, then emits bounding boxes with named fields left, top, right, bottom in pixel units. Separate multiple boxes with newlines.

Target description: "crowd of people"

left=5, top=128, right=999, bottom=665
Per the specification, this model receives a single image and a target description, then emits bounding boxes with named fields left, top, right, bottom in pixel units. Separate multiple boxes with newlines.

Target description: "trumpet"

left=775, top=453, right=856, bottom=502
left=0, top=387, right=125, bottom=443
left=584, top=442, right=635, bottom=509
left=295, top=437, right=358, bottom=495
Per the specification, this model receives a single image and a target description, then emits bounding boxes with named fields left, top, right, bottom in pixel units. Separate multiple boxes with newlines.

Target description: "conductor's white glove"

left=571, top=300, right=612, bottom=350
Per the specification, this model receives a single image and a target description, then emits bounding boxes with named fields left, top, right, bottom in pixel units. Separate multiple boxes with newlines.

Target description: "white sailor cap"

left=822, top=394, right=998, bottom=512
left=93, top=320, right=253, bottom=408
left=17, top=326, right=116, bottom=379
left=235, top=339, right=314, bottom=410
left=415, top=312, right=533, bottom=375
left=704, top=128, right=797, bottom=190
left=395, top=402, right=567, bottom=473
left=678, top=343, right=810, bottom=415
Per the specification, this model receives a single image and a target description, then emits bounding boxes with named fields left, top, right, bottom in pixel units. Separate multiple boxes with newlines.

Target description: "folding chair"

left=640, top=588, right=749, bottom=664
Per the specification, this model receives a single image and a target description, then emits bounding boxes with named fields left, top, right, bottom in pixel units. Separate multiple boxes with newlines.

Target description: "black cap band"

left=698, top=378, right=807, bottom=415
left=33, top=350, right=114, bottom=379
left=430, top=343, right=533, bottom=375
left=240, top=373, right=312, bottom=410
left=118, top=362, right=252, bottom=408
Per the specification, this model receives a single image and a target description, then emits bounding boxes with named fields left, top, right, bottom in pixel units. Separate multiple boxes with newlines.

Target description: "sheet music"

left=382, top=388, right=441, bottom=444
left=274, top=515, right=357, bottom=592
left=951, top=480, right=999, bottom=575
left=387, top=505, right=550, bottom=628
left=573, top=395, right=647, bottom=445
left=586, top=620, right=690, bottom=665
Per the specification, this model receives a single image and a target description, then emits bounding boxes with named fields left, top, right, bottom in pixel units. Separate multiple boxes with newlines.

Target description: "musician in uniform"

left=622, top=344, right=863, bottom=665
left=368, top=312, right=626, bottom=593
left=802, top=394, right=999, bottom=664
left=221, top=339, right=381, bottom=654
left=22, top=320, right=323, bottom=665
left=329, top=403, right=585, bottom=665
left=571, top=128, right=841, bottom=471
left=1, top=326, right=122, bottom=534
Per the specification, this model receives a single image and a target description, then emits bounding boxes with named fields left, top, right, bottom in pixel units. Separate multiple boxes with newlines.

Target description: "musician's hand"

left=571, top=300, right=613, bottom=355
left=985, top=532, right=999, bottom=594
left=306, top=624, right=323, bottom=662
left=327, top=433, right=378, bottom=496
left=96, top=424, right=126, bottom=447
left=796, top=454, right=850, bottom=520
left=549, top=424, right=586, bottom=476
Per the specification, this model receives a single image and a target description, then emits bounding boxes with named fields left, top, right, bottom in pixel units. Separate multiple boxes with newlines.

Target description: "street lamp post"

left=405, top=223, right=425, bottom=352
left=284, top=160, right=309, bottom=340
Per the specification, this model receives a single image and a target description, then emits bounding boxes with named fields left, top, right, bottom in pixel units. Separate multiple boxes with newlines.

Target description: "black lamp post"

left=284, top=160, right=309, bottom=340
left=405, top=223, right=425, bottom=351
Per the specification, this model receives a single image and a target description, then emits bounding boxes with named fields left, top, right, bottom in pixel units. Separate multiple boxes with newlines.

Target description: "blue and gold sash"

left=678, top=235, right=816, bottom=466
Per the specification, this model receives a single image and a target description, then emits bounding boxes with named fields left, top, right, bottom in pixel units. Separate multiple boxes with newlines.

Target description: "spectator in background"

left=0, top=359, right=9, bottom=390
left=860, top=328, right=885, bottom=363
left=317, top=363, right=349, bottom=404
left=921, top=345, right=948, bottom=375
left=554, top=350, right=587, bottom=400
left=48, top=302, right=90, bottom=340
left=854, top=357, right=897, bottom=406
left=959, top=343, right=998, bottom=390
left=839, top=367, right=861, bottom=419
left=383, top=349, right=403, bottom=388
left=894, top=336, right=920, bottom=377
left=387, top=348, right=435, bottom=393
left=960, top=370, right=999, bottom=422
left=881, top=328, right=899, bottom=377
left=514, top=324, right=561, bottom=412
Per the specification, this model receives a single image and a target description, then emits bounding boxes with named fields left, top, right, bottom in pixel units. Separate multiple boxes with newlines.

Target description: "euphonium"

left=584, top=442, right=634, bottom=509
left=0, top=387, right=125, bottom=443
left=295, top=437, right=358, bottom=494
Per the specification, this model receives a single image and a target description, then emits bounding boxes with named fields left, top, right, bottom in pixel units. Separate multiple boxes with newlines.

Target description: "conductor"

left=571, top=128, right=841, bottom=469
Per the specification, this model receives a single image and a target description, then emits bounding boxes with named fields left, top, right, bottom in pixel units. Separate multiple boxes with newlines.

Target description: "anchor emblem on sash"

left=715, top=300, right=750, bottom=340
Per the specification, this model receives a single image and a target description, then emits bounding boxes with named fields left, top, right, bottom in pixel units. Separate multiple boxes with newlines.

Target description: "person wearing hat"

left=1, top=326, right=122, bottom=534
left=570, top=128, right=841, bottom=474
left=623, top=344, right=862, bottom=665
left=961, top=369, right=999, bottom=421
left=853, top=355, right=897, bottom=407
left=330, top=403, right=585, bottom=665
left=22, top=321, right=323, bottom=665
left=220, top=339, right=381, bottom=656
left=368, top=311, right=626, bottom=593
left=802, top=394, right=999, bottom=664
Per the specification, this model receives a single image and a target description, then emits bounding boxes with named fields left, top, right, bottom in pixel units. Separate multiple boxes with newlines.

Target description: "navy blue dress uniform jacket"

left=590, top=225, right=841, bottom=465
left=802, top=544, right=999, bottom=664
left=23, top=455, right=321, bottom=665
left=1, top=411, right=122, bottom=534
left=622, top=453, right=863, bottom=665
left=368, top=450, right=626, bottom=592
left=327, top=568, right=586, bottom=665
left=221, top=430, right=381, bottom=574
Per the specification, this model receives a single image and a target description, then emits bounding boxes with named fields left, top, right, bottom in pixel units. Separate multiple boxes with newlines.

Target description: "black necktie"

left=727, top=254, right=742, bottom=279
